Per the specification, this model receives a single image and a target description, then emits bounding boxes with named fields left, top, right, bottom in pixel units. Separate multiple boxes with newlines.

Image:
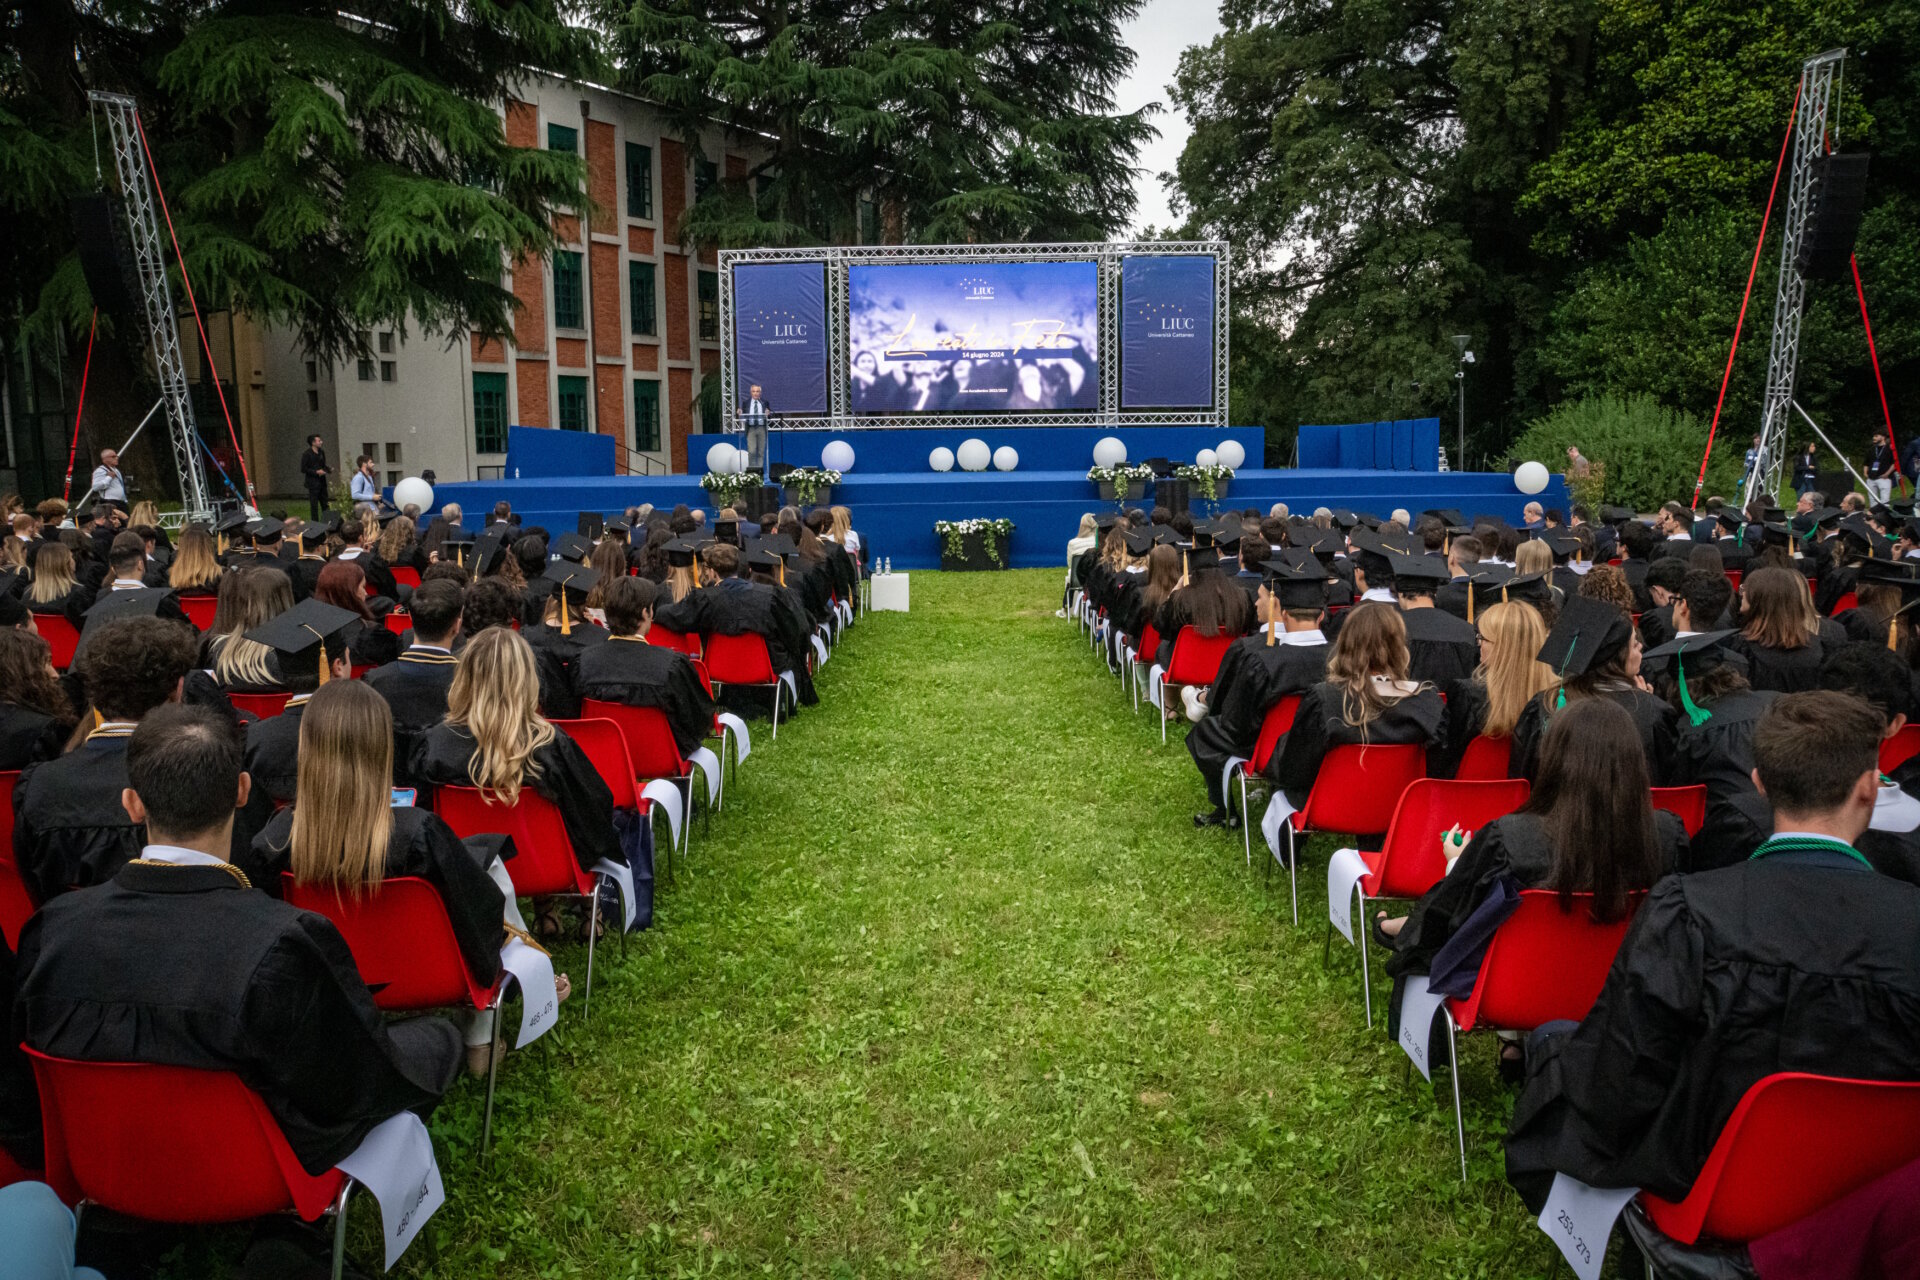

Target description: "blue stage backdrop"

left=847, top=261, right=1099, bottom=413
left=1121, top=255, right=1215, bottom=408
left=733, top=262, right=829, bottom=416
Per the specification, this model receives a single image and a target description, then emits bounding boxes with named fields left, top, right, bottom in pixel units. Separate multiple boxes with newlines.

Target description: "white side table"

left=870, top=573, right=910, bottom=612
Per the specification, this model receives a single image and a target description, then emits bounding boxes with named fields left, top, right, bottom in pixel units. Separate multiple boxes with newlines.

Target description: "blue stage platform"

left=429, top=465, right=1568, bottom=571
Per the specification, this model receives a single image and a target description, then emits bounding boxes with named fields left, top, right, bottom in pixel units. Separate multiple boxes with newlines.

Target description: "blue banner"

left=733, top=262, right=829, bottom=416
left=847, top=261, right=1099, bottom=412
left=1120, top=255, right=1216, bottom=409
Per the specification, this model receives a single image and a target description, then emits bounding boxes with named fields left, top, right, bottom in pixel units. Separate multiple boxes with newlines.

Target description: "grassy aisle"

left=409, top=570, right=1546, bottom=1278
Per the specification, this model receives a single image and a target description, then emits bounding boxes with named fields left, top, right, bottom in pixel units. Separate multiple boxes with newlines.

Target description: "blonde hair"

left=1475, top=602, right=1558, bottom=737
left=1514, top=539, right=1554, bottom=576
left=129, top=500, right=160, bottom=528
left=446, top=627, right=554, bottom=805
left=1076, top=512, right=1097, bottom=538
left=168, top=525, right=222, bottom=590
left=828, top=506, right=854, bottom=546
left=26, top=542, right=76, bottom=603
left=213, top=567, right=294, bottom=686
left=376, top=516, right=414, bottom=564
left=287, top=681, right=395, bottom=896
left=1325, top=602, right=1416, bottom=730
left=666, top=563, right=698, bottom=603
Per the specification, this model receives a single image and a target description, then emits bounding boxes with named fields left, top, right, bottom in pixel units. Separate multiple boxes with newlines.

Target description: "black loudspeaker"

left=1816, top=469, right=1856, bottom=500
left=1796, top=153, right=1871, bottom=282
left=740, top=484, right=782, bottom=520
left=1157, top=476, right=1191, bottom=516
left=70, top=193, right=141, bottom=318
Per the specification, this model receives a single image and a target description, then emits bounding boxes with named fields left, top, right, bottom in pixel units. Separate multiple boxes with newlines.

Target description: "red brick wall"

left=725, top=153, right=747, bottom=180
left=516, top=362, right=549, bottom=427
left=555, top=337, right=588, bottom=369
left=701, top=349, right=719, bottom=374
left=510, top=254, right=546, bottom=355
left=554, top=214, right=580, bottom=245
left=595, top=367, right=625, bottom=452
left=660, top=139, right=685, bottom=240
left=631, top=344, right=658, bottom=371
left=669, top=367, right=692, bottom=472
left=505, top=98, right=537, bottom=148
left=664, top=251, right=690, bottom=362
left=628, top=226, right=654, bottom=255
left=590, top=242, right=621, bottom=355
left=472, top=335, right=505, bottom=363
left=586, top=120, right=616, bottom=219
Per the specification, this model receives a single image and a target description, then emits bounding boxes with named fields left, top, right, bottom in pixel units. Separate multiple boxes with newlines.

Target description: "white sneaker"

left=1054, top=608, right=1068, bottom=619
left=1182, top=686, right=1206, bottom=723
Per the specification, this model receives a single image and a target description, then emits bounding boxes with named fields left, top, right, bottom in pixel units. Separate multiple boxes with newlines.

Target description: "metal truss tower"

left=1747, top=49, right=1848, bottom=506
left=87, top=92, right=213, bottom=518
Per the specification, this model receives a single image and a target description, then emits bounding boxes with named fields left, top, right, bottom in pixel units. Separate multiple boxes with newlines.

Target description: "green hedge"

left=1509, top=394, right=1744, bottom=513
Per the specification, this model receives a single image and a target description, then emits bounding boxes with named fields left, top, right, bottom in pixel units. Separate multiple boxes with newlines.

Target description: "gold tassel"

left=778, top=561, right=786, bottom=588
left=1891, top=617, right=1900, bottom=651
left=1183, top=549, right=1190, bottom=579
left=1467, top=589, right=1475, bottom=625
left=1266, top=616, right=1276, bottom=646
left=560, top=595, right=572, bottom=636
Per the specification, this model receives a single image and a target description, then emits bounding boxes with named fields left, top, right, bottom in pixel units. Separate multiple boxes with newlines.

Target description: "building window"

left=360, top=442, right=377, bottom=460
left=629, top=260, right=656, bottom=336
left=473, top=372, right=508, bottom=454
left=547, top=122, right=577, bottom=154
left=380, top=361, right=396, bottom=383
left=694, top=156, right=717, bottom=201
left=632, top=379, right=661, bottom=452
left=384, top=442, right=401, bottom=464
left=378, top=332, right=394, bottom=353
left=305, top=360, right=317, bottom=383
left=357, top=358, right=373, bottom=381
left=306, top=389, right=319, bottom=412
left=556, top=375, right=591, bottom=431
left=554, top=251, right=584, bottom=329
left=625, top=142, right=652, bottom=219
left=386, top=470, right=402, bottom=486
left=697, top=270, right=718, bottom=340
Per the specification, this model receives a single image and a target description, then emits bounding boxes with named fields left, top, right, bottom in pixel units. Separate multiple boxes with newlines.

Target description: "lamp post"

left=1451, top=335, right=1473, bottom=469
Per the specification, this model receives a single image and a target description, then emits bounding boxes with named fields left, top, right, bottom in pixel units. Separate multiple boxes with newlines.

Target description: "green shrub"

left=1509, top=394, right=1743, bottom=514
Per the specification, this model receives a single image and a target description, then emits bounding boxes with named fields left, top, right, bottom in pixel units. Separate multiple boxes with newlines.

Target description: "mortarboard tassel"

left=304, top=624, right=329, bottom=686
left=1892, top=617, right=1901, bottom=652
left=1676, top=651, right=1711, bottom=727
left=559, top=592, right=572, bottom=636
left=1466, top=586, right=1475, bottom=625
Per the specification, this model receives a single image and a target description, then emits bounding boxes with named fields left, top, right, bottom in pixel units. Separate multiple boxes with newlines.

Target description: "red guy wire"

left=1852, top=254, right=1902, bottom=488
left=61, top=308, right=99, bottom=505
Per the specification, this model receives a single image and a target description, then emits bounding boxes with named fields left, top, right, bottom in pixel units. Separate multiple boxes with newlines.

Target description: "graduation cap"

left=1152, top=527, right=1183, bottom=547
left=1462, top=565, right=1514, bottom=622
left=1538, top=596, right=1633, bottom=687
left=1212, top=522, right=1245, bottom=553
left=1188, top=545, right=1223, bottom=575
left=1424, top=508, right=1466, bottom=528
left=758, top=533, right=798, bottom=557
left=441, top=527, right=475, bottom=566
left=375, top=500, right=401, bottom=522
left=712, top=518, right=739, bottom=543
left=1095, top=512, right=1123, bottom=531
left=1713, top=508, right=1746, bottom=532
left=1641, top=629, right=1742, bottom=725
left=216, top=508, right=251, bottom=535
left=1386, top=551, right=1450, bottom=594
left=1504, top=569, right=1554, bottom=609
left=1855, top=565, right=1920, bottom=647
left=605, top=520, right=631, bottom=537
left=1301, top=529, right=1346, bottom=560
left=1540, top=530, right=1585, bottom=562
left=1837, top=514, right=1882, bottom=556
left=1260, top=558, right=1328, bottom=626
left=82, top=586, right=171, bottom=631
left=1601, top=505, right=1639, bottom=524
left=469, top=528, right=508, bottom=579
left=247, top=518, right=286, bottom=542
left=299, top=523, right=329, bottom=548
left=541, top=560, right=599, bottom=634
left=245, top=598, right=358, bottom=686
left=576, top=512, right=606, bottom=540
left=665, top=537, right=700, bottom=569
left=1329, top=508, right=1359, bottom=530
left=323, top=513, right=344, bottom=535
left=1123, top=528, right=1156, bottom=557
left=1278, top=547, right=1331, bottom=576
left=1759, top=522, right=1796, bottom=550
left=551, top=533, right=593, bottom=564
left=745, top=547, right=783, bottom=573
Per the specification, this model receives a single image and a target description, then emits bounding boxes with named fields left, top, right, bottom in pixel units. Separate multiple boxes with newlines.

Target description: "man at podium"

left=743, top=384, right=769, bottom=480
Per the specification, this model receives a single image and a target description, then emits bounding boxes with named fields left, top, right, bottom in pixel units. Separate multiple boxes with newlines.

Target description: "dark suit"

left=299, top=446, right=330, bottom=520
left=365, top=646, right=459, bottom=783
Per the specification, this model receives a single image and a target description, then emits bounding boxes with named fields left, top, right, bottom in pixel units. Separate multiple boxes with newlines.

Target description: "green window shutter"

left=556, top=376, right=591, bottom=432
left=553, top=251, right=583, bottom=329
left=632, top=379, right=661, bottom=453
left=625, top=142, right=653, bottom=219
left=694, top=156, right=717, bottom=200
left=547, top=122, right=577, bottom=153
left=472, top=372, right=508, bottom=454
left=629, top=260, right=657, bottom=336
left=698, top=270, right=718, bottom=341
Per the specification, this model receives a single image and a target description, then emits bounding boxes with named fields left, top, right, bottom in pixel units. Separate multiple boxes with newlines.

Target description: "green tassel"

left=1677, top=651, right=1711, bottom=727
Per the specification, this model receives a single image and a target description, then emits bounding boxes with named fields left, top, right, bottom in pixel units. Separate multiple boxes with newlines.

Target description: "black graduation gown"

left=1434, top=579, right=1471, bottom=621
left=1509, top=686, right=1678, bottom=787
left=573, top=635, right=719, bottom=758
left=1264, top=681, right=1444, bottom=810
left=364, top=648, right=458, bottom=783
left=1638, top=603, right=1677, bottom=650
left=410, top=723, right=620, bottom=873
left=651, top=588, right=705, bottom=637
left=1729, top=634, right=1824, bottom=693
left=340, top=617, right=401, bottom=669
left=1427, top=676, right=1490, bottom=778
left=1620, top=558, right=1654, bottom=614
left=699, top=578, right=817, bottom=707
left=520, top=620, right=610, bottom=719
left=1669, top=688, right=1779, bottom=805
left=787, top=558, right=833, bottom=629
left=27, top=584, right=93, bottom=631
left=13, top=860, right=462, bottom=1175
left=1714, top=537, right=1752, bottom=574
left=0, top=702, right=68, bottom=771
left=252, top=806, right=506, bottom=985
left=287, top=555, right=328, bottom=603
left=242, top=696, right=308, bottom=808
left=1401, top=606, right=1478, bottom=687
left=1693, top=783, right=1920, bottom=888
left=0, top=934, right=40, bottom=1169
left=1503, top=852, right=1920, bottom=1210
left=1815, top=562, right=1859, bottom=617
left=1839, top=607, right=1895, bottom=644
left=339, top=551, right=401, bottom=606
left=1186, top=633, right=1329, bottom=808
left=1152, top=588, right=1253, bottom=670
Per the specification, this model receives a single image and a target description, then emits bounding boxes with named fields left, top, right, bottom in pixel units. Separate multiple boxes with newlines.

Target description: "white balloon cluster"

left=392, top=476, right=434, bottom=512
left=956, top=438, right=992, bottom=472
left=1215, top=439, right=1247, bottom=470
left=704, top=441, right=752, bottom=475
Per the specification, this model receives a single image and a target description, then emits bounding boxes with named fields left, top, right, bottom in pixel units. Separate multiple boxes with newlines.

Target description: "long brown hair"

left=1740, top=567, right=1810, bottom=650
left=376, top=516, right=414, bottom=564
left=585, top=539, right=628, bottom=609
left=1179, top=570, right=1253, bottom=639
left=1138, top=545, right=1182, bottom=617
left=169, top=525, right=222, bottom=590
left=212, top=567, right=294, bottom=686
left=1325, top=602, right=1416, bottom=729
left=446, top=627, right=553, bottom=805
left=286, top=680, right=394, bottom=896
left=314, top=560, right=375, bottom=623
left=0, top=629, right=75, bottom=725
left=27, top=542, right=76, bottom=603
left=1476, top=602, right=1557, bottom=737
left=1523, top=698, right=1664, bottom=922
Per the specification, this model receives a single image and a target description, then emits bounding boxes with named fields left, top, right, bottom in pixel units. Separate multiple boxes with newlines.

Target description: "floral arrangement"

left=1086, top=463, right=1155, bottom=487
left=1175, top=461, right=1235, bottom=501
left=700, top=471, right=761, bottom=505
left=935, top=517, right=1016, bottom=567
left=781, top=466, right=842, bottom=505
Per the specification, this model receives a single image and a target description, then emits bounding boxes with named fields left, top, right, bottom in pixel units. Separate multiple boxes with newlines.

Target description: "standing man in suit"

left=299, top=434, right=330, bottom=520
left=743, top=384, right=769, bottom=479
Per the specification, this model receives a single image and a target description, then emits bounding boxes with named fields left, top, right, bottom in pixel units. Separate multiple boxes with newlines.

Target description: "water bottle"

left=885, top=557, right=892, bottom=574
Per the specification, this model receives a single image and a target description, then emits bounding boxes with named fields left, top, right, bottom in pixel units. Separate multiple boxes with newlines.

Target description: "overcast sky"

left=1114, top=0, right=1225, bottom=238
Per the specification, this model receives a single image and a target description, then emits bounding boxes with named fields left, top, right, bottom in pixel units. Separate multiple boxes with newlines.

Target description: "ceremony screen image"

left=847, top=261, right=1100, bottom=414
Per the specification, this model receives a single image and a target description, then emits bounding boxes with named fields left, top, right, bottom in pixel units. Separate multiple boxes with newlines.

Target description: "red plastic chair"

left=26, top=1050, right=353, bottom=1268
left=553, top=715, right=687, bottom=872
left=1271, top=743, right=1428, bottom=923
left=1332, top=778, right=1531, bottom=1028
left=383, top=610, right=412, bottom=637
left=1639, top=1073, right=1920, bottom=1245
left=282, top=874, right=511, bottom=1155
left=1829, top=590, right=1859, bottom=617
left=391, top=566, right=421, bottom=590
left=1725, top=569, right=1741, bottom=593
left=229, top=691, right=295, bottom=719
left=1428, top=888, right=1646, bottom=1178
left=581, top=700, right=703, bottom=850
left=1651, top=784, right=1708, bottom=837
left=1453, top=734, right=1513, bottom=781
left=703, top=632, right=792, bottom=739
left=0, top=1141, right=31, bottom=1189
left=180, top=595, right=219, bottom=631
left=34, top=614, right=80, bottom=670
left=1231, top=695, right=1301, bottom=863
left=1150, top=629, right=1237, bottom=744
left=647, top=626, right=701, bottom=658
left=434, top=785, right=616, bottom=1018
left=1880, top=723, right=1920, bottom=774
left=1127, top=622, right=1163, bottom=713
left=0, top=769, right=32, bottom=949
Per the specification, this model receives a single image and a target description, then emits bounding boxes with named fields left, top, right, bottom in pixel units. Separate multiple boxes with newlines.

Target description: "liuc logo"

left=1160, top=317, right=1195, bottom=331
left=959, top=275, right=995, bottom=301
left=774, top=324, right=807, bottom=337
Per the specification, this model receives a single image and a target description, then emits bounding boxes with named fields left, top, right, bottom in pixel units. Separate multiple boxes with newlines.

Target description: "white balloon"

left=929, top=447, right=956, bottom=472
left=1515, top=460, right=1550, bottom=495
left=1195, top=448, right=1218, bottom=468
left=957, top=438, right=992, bottom=472
left=992, top=446, right=1019, bottom=472
left=733, top=446, right=753, bottom=475
left=706, top=441, right=736, bottom=473
left=391, top=476, right=433, bottom=512
left=1092, top=436, right=1128, bottom=469
left=1216, top=439, right=1247, bottom=470
left=821, top=439, right=856, bottom=472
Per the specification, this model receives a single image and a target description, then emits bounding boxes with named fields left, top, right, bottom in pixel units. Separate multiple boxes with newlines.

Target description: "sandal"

left=532, top=906, right=565, bottom=941
left=1498, top=1042, right=1526, bottom=1085
left=1370, top=911, right=1402, bottom=949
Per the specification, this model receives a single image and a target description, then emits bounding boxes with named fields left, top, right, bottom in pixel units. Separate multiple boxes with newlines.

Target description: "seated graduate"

left=1433, top=534, right=1481, bottom=620
left=254, top=680, right=567, bottom=1075
left=165, top=522, right=223, bottom=597
left=23, top=540, right=93, bottom=630
left=1262, top=601, right=1443, bottom=810
left=365, top=578, right=463, bottom=780
left=1122, top=541, right=1179, bottom=654
left=14, top=704, right=464, bottom=1174
left=334, top=516, right=403, bottom=603
left=649, top=536, right=704, bottom=633
left=582, top=538, right=631, bottom=626
left=198, top=566, right=299, bottom=692
left=1509, top=596, right=1677, bottom=787
left=1731, top=566, right=1828, bottom=692
left=1503, top=691, right=1920, bottom=1212
left=1837, top=578, right=1901, bottom=645
left=0, top=628, right=77, bottom=770
left=520, top=560, right=605, bottom=719
left=1151, top=546, right=1255, bottom=672
left=410, top=626, right=621, bottom=878
left=311, top=560, right=401, bottom=669
left=1187, top=559, right=1331, bottom=828
left=286, top=521, right=331, bottom=601
left=100, top=531, right=189, bottom=626
left=1383, top=698, right=1685, bottom=1060
left=237, top=598, right=361, bottom=807
left=574, top=576, right=719, bottom=758
left=1427, top=596, right=1557, bottom=778
left=1648, top=623, right=1776, bottom=809
left=698, top=542, right=816, bottom=708
left=1389, top=551, right=1478, bottom=686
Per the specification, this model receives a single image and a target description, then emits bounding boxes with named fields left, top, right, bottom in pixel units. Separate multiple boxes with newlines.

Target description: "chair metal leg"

left=1287, top=826, right=1300, bottom=925
left=481, top=989, right=504, bottom=1161
left=583, top=887, right=600, bottom=1022
left=1445, top=1013, right=1467, bottom=1181
left=330, top=1181, right=353, bottom=1280
left=1358, top=888, right=1374, bottom=1030
left=770, top=681, right=782, bottom=740
left=1160, top=687, right=1169, bottom=745
left=1239, top=772, right=1251, bottom=865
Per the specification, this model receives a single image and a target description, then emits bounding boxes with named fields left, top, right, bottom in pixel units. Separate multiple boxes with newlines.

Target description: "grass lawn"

left=220, top=569, right=1569, bottom=1276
